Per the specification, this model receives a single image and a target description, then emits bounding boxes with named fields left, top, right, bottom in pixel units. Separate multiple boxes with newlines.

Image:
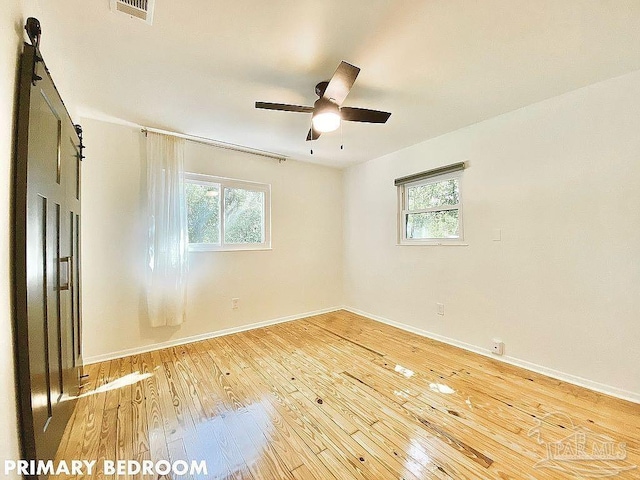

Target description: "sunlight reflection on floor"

left=394, top=364, right=415, bottom=378
left=79, top=371, right=153, bottom=398
left=429, top=383, right=455, bottom=394
left=182, top=400, right=272, bottom=478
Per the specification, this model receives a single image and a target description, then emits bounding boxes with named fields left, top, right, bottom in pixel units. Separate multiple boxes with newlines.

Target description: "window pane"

left=224, top=187, right=264, bottom=244
left=186, top=182, right=220, bottom=244
left=407, top=178, right=459, bottom=210
left=406, top=210, right=459, bottom=239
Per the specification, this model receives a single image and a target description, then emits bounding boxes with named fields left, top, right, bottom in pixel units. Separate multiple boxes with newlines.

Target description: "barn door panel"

left=14, top=35, right=84, bottom=471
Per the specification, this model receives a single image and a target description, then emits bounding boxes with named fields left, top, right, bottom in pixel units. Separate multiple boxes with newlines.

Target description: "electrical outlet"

left=231, top=298, right=239, bottom=310
left=436, top=303, right=445, bottom=316
left=492, top=339, right=504, bottom=355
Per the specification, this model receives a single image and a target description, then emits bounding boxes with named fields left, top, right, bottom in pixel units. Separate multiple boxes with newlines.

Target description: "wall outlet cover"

left=492, top=339, right=504, bottom=355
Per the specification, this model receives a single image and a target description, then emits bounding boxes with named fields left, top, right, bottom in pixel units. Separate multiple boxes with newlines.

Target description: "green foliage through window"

left=407, top=179, right=459, bottom=210
left=406, top=210, right=459, bottom=239
left=185, top=176, right=268, bottom=248
left=224, top=188, right=264, bottom=244
left=186, top=183, right=220, bottom=243
left=402, top=176, right=462, bottom=240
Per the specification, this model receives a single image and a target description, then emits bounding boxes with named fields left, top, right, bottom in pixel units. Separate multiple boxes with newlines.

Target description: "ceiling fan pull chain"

left=340, top=114, right=344, bottom=150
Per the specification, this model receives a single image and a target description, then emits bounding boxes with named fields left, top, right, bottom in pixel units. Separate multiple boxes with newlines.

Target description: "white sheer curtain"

left=146, top=132, right=188, bottom=327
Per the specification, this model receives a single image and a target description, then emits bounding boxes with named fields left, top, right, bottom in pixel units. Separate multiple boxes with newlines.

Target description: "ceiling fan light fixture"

left=312, top=111, right=341, bottom=133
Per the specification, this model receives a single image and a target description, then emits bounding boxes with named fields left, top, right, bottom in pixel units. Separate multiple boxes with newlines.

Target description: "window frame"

left=185, top=172, right=271, bottom=252
left=397, top=170, right=464, bottom=245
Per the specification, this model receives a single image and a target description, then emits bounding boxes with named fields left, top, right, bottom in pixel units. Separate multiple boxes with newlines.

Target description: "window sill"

left=397, top=241, right=469, bottom=247
left=189, top=246, right=273, bottom=252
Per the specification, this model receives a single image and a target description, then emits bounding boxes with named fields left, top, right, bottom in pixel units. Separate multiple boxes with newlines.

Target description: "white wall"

left=343, top=69, right=640, bottom=399
left=81, top=118, right=343, bottom=360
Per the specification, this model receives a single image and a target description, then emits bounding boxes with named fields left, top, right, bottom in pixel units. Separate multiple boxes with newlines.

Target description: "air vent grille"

left=122, top=0, right=148, bottom=10
left=110, top=0, right=155, bottom=25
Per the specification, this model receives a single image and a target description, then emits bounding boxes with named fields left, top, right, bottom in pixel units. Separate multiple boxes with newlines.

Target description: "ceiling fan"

left=255, top=61, right=391, bottom=141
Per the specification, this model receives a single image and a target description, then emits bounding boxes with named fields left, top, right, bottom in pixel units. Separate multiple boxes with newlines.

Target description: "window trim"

left=397, top=170, right=464, bottom=246
left=185, top=172, right=271, bottom=252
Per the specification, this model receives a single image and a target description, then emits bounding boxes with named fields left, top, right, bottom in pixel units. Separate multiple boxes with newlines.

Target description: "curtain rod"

left=141, top=126, right=287, bottom=162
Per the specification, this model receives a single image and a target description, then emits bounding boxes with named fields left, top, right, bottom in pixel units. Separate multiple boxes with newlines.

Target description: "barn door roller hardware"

left=24, top=17, right=43, bottom=85
left=75, top=125, right=86, bottom=160
left=23, top=18, right=86, bottom=157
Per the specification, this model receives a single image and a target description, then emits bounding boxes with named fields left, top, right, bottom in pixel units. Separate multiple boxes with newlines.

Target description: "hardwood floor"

left=55, top=310, right=640, bottom=479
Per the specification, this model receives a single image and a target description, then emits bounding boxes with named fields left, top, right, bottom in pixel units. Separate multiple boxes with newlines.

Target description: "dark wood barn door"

left=13, top=42, right=83, bottom=468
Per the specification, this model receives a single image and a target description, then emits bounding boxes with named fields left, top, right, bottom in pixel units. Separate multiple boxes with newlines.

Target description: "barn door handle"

left=59, top=256, right=72, bottom=291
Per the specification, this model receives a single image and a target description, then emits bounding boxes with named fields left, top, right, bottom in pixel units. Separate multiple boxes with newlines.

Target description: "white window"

left=398, top=171, right=463, bottom=244
left=185, top=173, right=271, bottom=251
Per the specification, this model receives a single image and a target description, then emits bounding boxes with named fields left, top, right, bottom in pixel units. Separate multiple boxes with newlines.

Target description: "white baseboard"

left=83, top=306, right=342, bottom=365
left=343, top=306, right=640, bottom=404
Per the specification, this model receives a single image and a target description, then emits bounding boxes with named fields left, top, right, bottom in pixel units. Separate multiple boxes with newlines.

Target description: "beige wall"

left=81, top=118, right=344, bottom=360
left=343, top=69, right=640, bottom=400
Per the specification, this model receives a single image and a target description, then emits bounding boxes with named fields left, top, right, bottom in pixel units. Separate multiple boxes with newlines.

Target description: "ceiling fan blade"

left=255, top=102, right=314, bottom=113
left=341, top=107, right=391, bottom=123
left=322, top=61, right=360, bottom=106
left=306, top=127, right=321, bottom=141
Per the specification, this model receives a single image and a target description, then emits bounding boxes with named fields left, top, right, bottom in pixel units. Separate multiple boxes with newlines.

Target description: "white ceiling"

left=33, top=0, right=640, bottom=167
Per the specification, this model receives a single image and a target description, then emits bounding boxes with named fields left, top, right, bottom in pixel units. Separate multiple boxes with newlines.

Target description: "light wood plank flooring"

left=56, top=310, right=640, bottom=479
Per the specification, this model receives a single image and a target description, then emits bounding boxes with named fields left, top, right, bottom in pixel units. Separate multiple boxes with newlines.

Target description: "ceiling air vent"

left=110, top=0, right=155, bottom=25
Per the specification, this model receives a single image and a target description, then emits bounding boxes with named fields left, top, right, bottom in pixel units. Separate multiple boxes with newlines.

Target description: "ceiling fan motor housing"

left=313, top=98, right=340, bottom=116
left=315, top=81, right=329, bottom=97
